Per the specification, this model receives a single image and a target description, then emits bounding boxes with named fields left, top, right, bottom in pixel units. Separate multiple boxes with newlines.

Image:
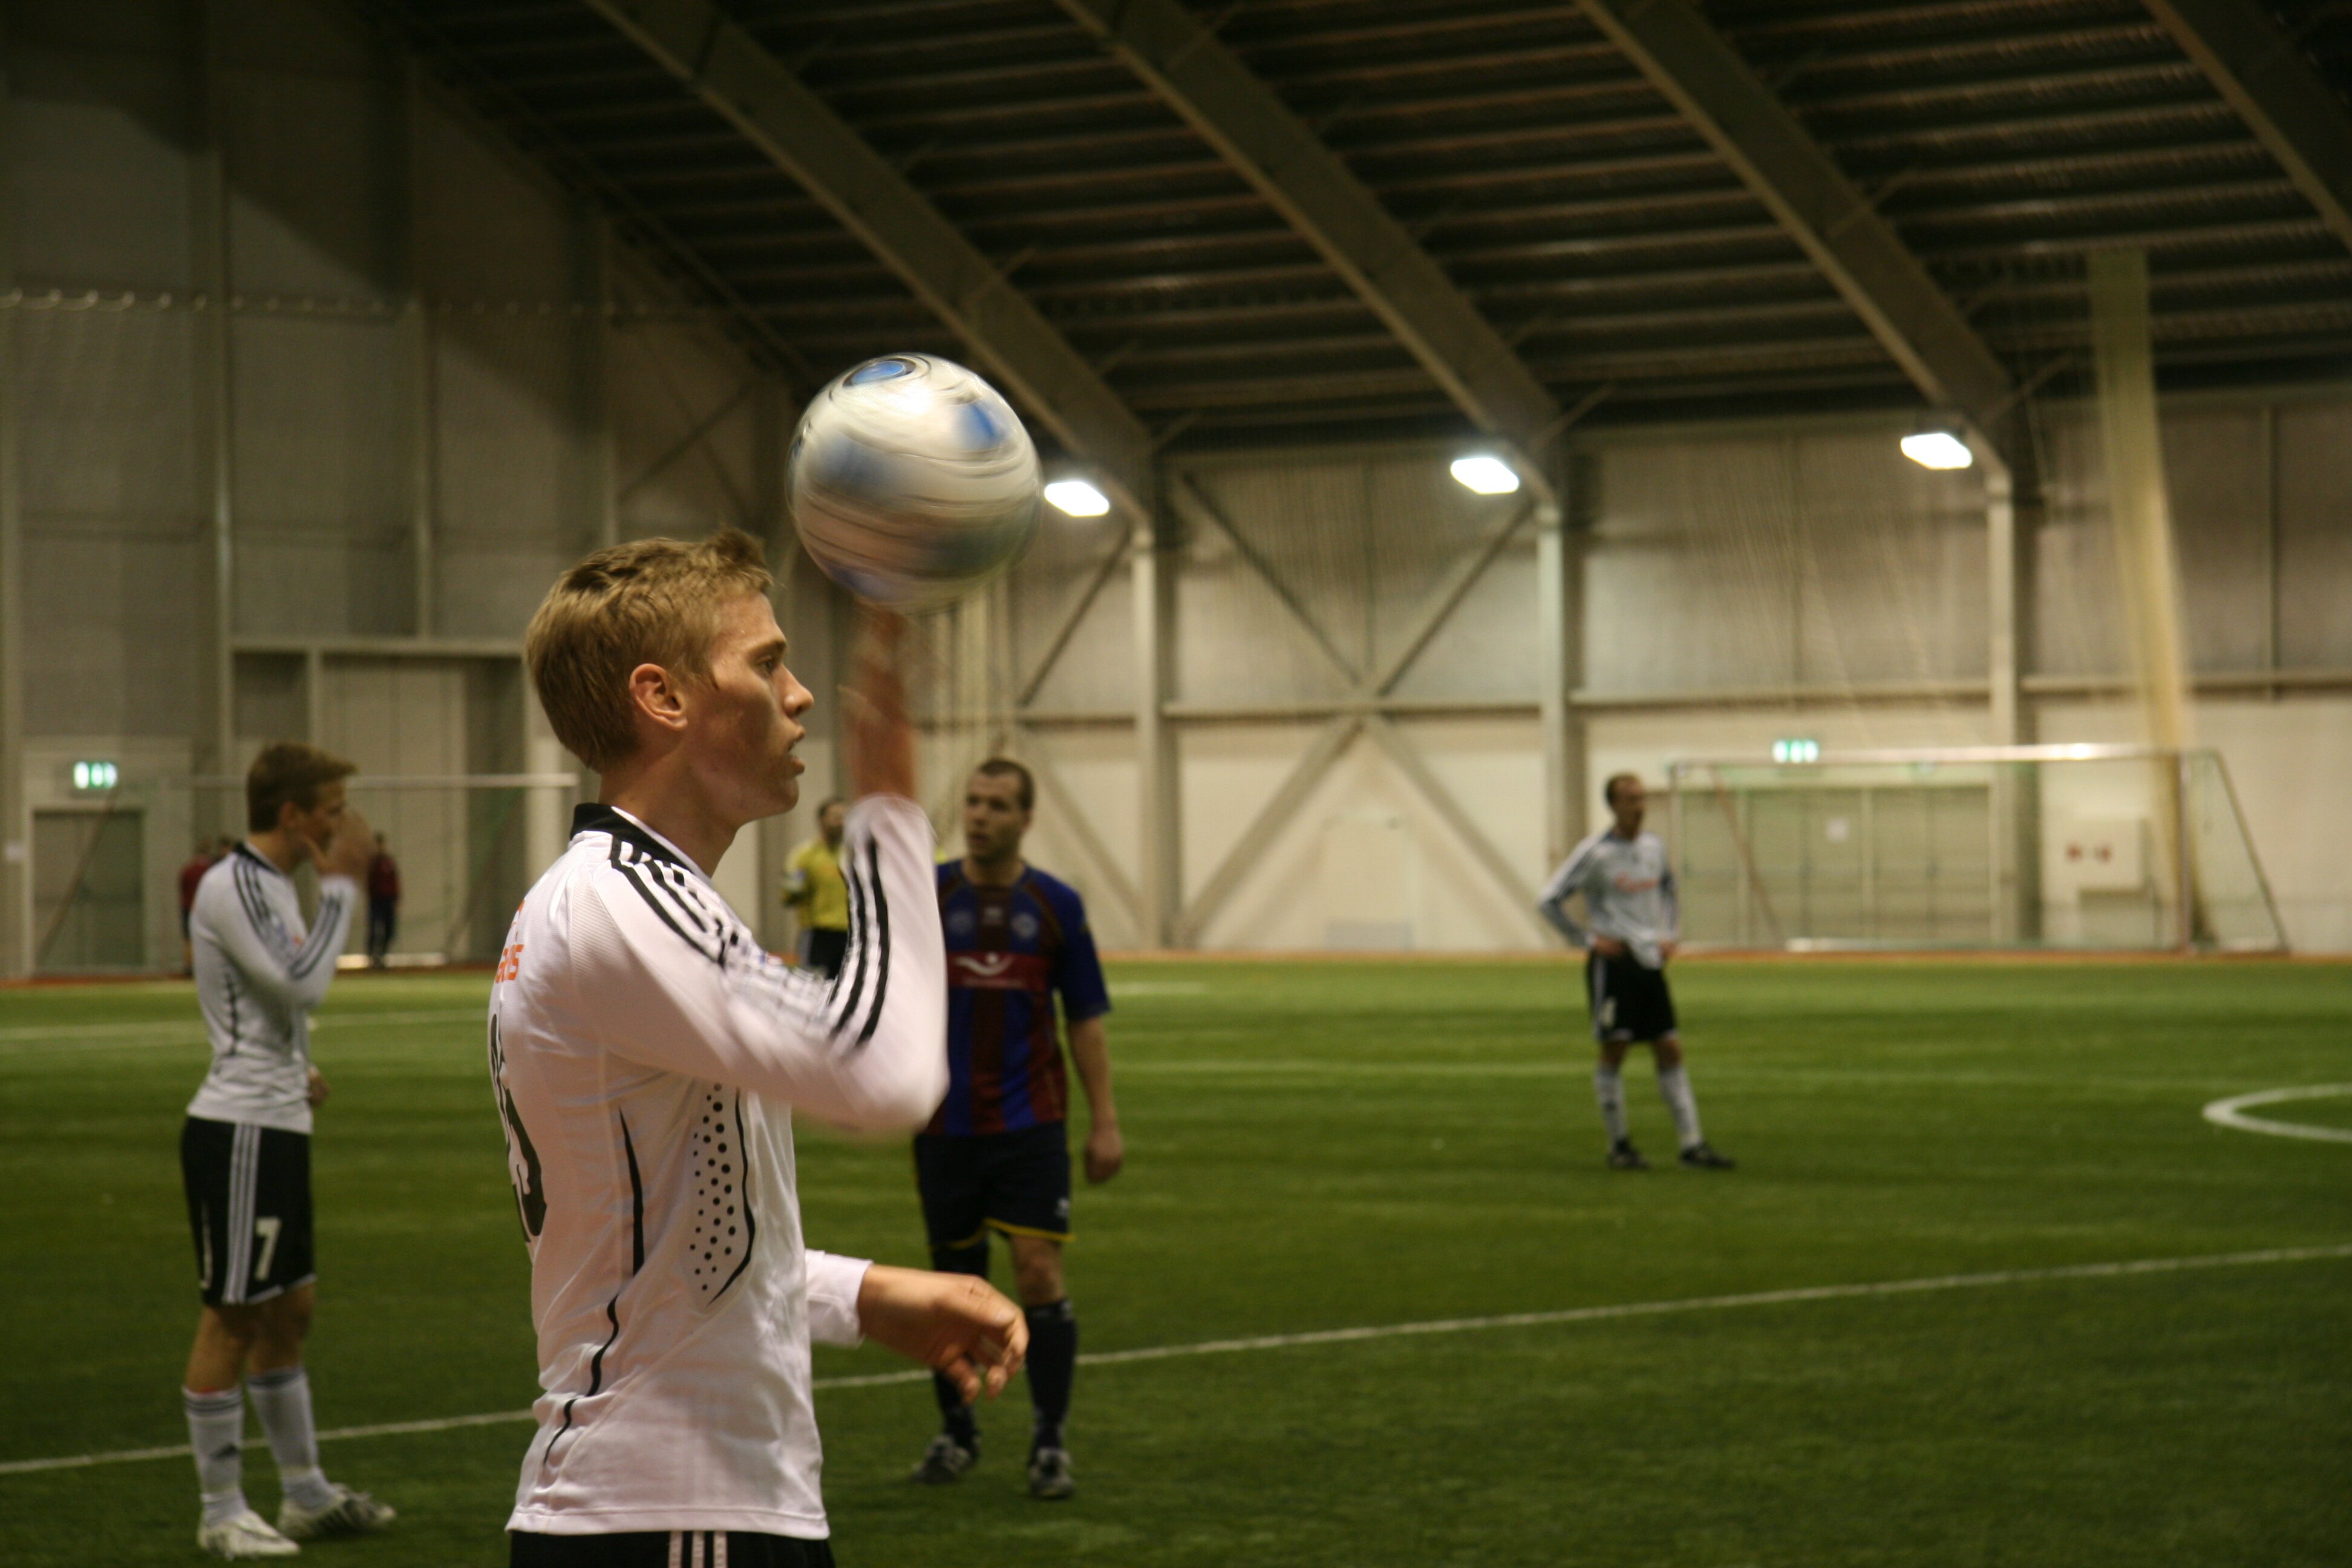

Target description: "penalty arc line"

left=5, top=1241, right=2349, bottom=1478
left=2202, top=1084, right=2352, bottom=1144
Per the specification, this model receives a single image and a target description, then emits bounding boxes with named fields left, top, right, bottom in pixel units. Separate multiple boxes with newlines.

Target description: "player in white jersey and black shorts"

left=497, top=529, right=1028, bottom=1567
left=178, top=742, right=398, bottom=1558
left=1538, top=773, right=1734, bottom=1172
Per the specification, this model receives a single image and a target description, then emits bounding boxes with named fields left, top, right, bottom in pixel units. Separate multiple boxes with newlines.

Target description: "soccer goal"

left=1664, top=745, right=2285, bottom=954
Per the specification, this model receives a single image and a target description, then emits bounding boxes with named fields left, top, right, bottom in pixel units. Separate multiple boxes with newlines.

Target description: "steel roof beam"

left=579, top=0, right=1157, bottom=517
left=1570, top=0, right=2015, bottom=448
left=2138, top=0, right=2352, bottom=255
left=1050, top=0, right=1566, bottom=489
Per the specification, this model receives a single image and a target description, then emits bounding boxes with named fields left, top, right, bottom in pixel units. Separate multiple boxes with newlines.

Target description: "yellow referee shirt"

left=782, top=837, right=850, bottom=932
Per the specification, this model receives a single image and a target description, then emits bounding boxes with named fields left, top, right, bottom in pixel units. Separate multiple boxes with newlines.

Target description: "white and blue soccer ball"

left=787, top=354, right=1041, bottom=609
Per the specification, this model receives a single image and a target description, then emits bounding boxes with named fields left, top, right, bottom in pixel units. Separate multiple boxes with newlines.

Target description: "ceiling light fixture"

left=1900, top=431, right=1974, bottom=471
left=1449, top=454, right=1521, bottom=495
left=1043, top=478, right=1111, bottom=517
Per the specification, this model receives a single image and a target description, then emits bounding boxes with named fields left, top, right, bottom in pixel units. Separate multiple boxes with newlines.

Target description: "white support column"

left=397, top=55, right=436, bottom=639
left=1537, top=500, right=1575, bottom=869
left=1984, top=448, right=2020, bottom=748
left=1978, top=438, right=2034, bottom=943
left=194, top=2, right=240, bottom=808
left=578, top=213, right=616, bottom=549
left=1132, top=508, right=1178, bottom=947
left=0, top=10, right=27, bottom=976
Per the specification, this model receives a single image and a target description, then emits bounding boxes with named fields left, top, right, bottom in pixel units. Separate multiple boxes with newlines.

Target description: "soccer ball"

left=787, top=354, right=1042, bottom=609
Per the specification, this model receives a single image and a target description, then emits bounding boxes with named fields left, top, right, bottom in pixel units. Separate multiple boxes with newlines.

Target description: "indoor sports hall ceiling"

left=359, top=0, right=2352, bottom=452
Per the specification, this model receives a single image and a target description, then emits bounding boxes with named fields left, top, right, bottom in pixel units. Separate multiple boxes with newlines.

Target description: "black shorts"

left=802, top=927, right=848, bottom=978
left=1586, top=952, right=1677, bottom=1045
left=181, top=1116, right=315, bottom=1307
left=511, top=1531, right=834, bottom=1567
left=914, top=1123, right=1072, bottom=1247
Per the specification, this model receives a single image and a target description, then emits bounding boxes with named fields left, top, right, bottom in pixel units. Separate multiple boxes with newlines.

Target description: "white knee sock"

left=247, top=1365, right=338, bottom=1509
left=183, top=1385, right=248, bottom=1526
left=1657, top=1064, right=1704, bottom=1150
left=1592, top=1065, right=1629, bottom=1143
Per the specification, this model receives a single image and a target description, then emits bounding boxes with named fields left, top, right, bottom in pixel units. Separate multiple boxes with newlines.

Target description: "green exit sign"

left=71, top=760, right=119, bottom=791
left=1771, top=737, right=1820, bottom=765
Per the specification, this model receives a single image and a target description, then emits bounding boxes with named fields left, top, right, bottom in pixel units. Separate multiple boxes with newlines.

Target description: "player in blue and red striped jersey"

left=910, top=757, right=1122, bottom=1501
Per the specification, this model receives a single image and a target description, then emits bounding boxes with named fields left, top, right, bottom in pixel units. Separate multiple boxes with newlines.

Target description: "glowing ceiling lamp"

left=1043, top=478, right=1111, bottom=517
left=1900, top=431, right=1975, bottom=471
left=1449, top=454, right=1521, bottom=495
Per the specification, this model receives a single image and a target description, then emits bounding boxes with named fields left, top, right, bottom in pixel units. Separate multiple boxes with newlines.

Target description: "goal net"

left=1664, top=745, right=2284, bottom=953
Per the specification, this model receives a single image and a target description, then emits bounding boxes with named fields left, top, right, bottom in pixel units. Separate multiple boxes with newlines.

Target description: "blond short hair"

left=524, top=529, right=773, bottom=772
left=247, top=742, right=356, bottom=832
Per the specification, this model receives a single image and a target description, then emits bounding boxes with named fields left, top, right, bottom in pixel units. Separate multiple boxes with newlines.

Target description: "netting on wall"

left=1665, top=747, right=2284, bottom=953
left=30, top=775, right=578, bottom=975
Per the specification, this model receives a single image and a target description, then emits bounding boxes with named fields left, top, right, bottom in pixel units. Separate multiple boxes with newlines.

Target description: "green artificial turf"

left=2, top=960, right=2347, bottom=1566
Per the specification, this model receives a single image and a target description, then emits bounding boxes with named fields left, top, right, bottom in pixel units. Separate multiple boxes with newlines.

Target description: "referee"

left=782, top=797, right=851, bottom=976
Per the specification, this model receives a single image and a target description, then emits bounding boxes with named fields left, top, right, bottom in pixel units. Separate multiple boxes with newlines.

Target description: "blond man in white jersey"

left=1538, top=773, right=1734, bottom=1172
left=179, top=742, right=399, bottom=1558
left=497, top=528, right=1025, bottom=1568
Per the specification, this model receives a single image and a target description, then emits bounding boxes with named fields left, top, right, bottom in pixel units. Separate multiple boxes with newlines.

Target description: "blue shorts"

left=914, top=1123, right=1072, bottom=1246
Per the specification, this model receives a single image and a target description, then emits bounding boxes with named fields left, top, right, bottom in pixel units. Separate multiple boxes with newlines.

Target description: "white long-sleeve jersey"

left=185, top=845, right=356, bottom=1135
left=1537, top=829, right=1679, bottom=970
left=491, top=795, right=948, bottom=1540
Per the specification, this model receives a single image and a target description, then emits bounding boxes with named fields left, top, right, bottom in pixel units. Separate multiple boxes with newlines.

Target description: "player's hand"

left=856, top=1264, right=1027, bottom=1403
left=315, top=806, right=373, bottom=882
left=843, top=607, right=916, bottom=802
left=1658, top=938, right=1679, bottom=963
left=1591, top=935, right=1628, bottom=958
left=305, top=1066, right=330, bottom=1108
left=1083, top=1122, right=1124, bottom=1184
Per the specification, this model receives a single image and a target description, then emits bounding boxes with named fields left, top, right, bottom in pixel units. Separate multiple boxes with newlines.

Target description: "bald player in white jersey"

left=1538, top=773, right=1734, bottom=1172
left=178, top=741, right=398, bottom=1558
left=496, top=528, right=1026, bottom=1568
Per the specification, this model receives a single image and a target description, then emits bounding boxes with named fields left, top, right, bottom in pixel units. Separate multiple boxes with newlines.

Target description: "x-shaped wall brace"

left=1165, top=474, right=1550, bottom=945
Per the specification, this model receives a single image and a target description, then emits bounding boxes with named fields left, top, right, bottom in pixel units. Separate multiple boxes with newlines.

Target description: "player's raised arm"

left=566, top=794, right=946, bottom=1128
left=563, top=606, right=946, bottom=1129
left=203, top=801, right=371, bottom=1013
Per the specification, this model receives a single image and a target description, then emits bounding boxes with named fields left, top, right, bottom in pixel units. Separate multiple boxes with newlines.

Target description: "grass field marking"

left=8, top=1241, right=2348, bottom=1480
left=2202, top=1085, right=2352, bottom=1145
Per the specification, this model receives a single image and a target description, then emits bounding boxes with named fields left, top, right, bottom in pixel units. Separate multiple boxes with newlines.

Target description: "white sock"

left=1657, top=1064, right=1704, bottom=1150
left=1592, top=1065, right=1629, bottom=1143
left=183, top=1385, right=249, bottom=1526
left=247, top=1365, right=338, bottom=1509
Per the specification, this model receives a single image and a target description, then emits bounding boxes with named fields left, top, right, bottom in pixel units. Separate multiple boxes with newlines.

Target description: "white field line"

left=1116, top=1060, right=2253, bottom=1094
left=5, top=1241, right=2347, bottom=1480
left=2203, top=1085, right=2352, bottom=1145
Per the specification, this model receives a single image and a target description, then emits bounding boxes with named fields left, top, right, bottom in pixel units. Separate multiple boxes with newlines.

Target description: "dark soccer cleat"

left=1027, top=1446, right=1076, bottom=1501
left=1679, top=1141, right=1736, bottom=1170
left=1607, top=1138, right=1648, bottom=1170
left=276, top=1485, right=396, bottom=1541
left=910, top=1432, right=978, bottom=1485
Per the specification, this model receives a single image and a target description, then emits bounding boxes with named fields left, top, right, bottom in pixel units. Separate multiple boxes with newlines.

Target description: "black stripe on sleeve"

left=825, top=852, right=871, bottom=1038
left=233, top=863, right=296, bottom=968
left=287, top=893, right=344, bottom=979
left=852, top=839, right=892, bottom=1047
